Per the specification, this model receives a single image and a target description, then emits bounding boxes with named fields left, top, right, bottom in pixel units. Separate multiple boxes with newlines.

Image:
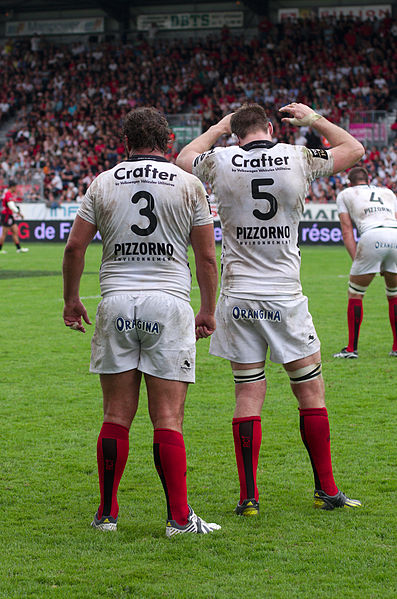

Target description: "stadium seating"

left=0, top=14, right=396, bottom=202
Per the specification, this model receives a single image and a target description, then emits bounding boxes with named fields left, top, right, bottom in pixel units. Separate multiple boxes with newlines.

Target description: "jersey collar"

left=240, top=140, right=277, bottom=151
left=126, top=155, right=169, bottom=163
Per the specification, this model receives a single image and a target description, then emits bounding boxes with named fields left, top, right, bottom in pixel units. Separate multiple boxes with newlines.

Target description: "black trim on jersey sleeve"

left=126, top=155, right=169, bottom=163
left=240, top=140, right=278, bottom=151
left=308, top=148, right=328, bottom=160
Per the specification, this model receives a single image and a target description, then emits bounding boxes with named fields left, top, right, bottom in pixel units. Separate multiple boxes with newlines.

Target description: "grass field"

left=0, top=242, right=396, bottom=599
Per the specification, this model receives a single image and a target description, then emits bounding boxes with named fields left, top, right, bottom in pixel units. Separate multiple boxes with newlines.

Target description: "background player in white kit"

left=62, top=107, right=220, bottom=537
left=177, top=102, right=364, bottom=513
left=333, top=167, right=397, bottom=358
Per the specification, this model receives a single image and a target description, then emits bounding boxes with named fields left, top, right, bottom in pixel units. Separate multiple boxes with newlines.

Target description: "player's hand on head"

left=217, top=113, right=234, bottom=135
left=279, top=103, right=322, bottom=127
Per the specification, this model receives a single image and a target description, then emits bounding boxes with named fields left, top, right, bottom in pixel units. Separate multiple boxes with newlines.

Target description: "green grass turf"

left=0, top=243, right=395, bottom=598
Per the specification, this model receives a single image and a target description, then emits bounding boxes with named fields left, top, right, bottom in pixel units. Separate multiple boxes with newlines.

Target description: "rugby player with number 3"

left=63, top=108, right=220, bottom=537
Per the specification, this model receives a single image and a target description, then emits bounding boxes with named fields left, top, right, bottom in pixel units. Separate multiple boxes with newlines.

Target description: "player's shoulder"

left=336, top=186, right=351, bottom=203
left=193, top=145, right=232, bottom=168
left=172, top=161, right=205, bottom=188
left=379, top=184, right=397, bottom=198
left=337, top=186, right=350, bottom=196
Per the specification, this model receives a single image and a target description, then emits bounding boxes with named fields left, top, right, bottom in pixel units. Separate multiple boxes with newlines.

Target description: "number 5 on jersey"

left=251, top=178, right=278, bottom=220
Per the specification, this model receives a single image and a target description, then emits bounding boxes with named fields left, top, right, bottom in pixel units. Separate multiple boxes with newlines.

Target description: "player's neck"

left=128, top=148, right=165, bottom=158
left=238, top=131, right=272, bottom=146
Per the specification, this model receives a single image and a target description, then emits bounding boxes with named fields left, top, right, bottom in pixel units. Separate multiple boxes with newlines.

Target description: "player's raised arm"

left=176, top=114, right=233, bottom=173
left=279, top=103, right=364, bottom=173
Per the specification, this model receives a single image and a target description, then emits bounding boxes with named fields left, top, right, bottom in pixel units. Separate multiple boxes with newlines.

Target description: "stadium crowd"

left=0, top=14, right=396, bottom=203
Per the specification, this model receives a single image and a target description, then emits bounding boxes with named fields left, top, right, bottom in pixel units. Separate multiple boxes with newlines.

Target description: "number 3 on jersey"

left=131, top=190, right=158, bottom=236
left=251, top=178, right=278, bottom=220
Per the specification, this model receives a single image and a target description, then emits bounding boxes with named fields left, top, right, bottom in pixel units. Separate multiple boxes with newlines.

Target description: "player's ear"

left=268, top=121, right=273, bottom=136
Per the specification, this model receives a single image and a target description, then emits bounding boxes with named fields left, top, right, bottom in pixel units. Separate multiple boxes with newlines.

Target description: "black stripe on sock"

left=102, top=438, right=117, bottom=517
left=153, top=443, right=172, bottom=520
left=353, top=305, right=362, bottom=351
left=300, top=415, right=321, bottom=490
left=239, top=420, right=255, bottom=499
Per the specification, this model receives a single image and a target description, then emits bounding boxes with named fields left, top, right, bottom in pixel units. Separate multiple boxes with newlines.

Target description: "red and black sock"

left=299, top=408, right=338, bottom=496
left=388, top=296, right=397, bottom=351
left=347, top=298, right=363, bottom=351
left=153, top=428, right=189, bottom=526
left=232, top=416, right=262, bottom=503
left=96, top=422, right=129, bottom=520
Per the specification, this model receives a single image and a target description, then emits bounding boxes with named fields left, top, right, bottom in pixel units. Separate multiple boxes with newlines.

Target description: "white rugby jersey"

left=193, top=141, right=333, bottom=299
left=77, top=155, right=213, bottom=300
left=336, top=184, right=397, bottom=235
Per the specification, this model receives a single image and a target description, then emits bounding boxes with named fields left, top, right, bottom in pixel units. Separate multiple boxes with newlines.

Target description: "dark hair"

left=8, top=180, right=16, bottom=187
left=230, top=103, right=270, bottom=139
left=122, top=107, right=171, bottom=154
left=348, top=167, right=369, bottom=186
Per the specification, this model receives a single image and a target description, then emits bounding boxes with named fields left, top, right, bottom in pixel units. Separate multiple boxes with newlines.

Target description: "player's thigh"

left=379, top=228, right=397, bottom=274
left=264, top=296, right=320, bottom=363
left=384, top=271, right=397, bottom=287
left=350, top=273, right=376, bottom=286
left=90, top=295, right=141, bottom=374
left=135, top=293, right=196, bottom=383
left=209, top=295, right=268, bottom=363
left=0, top=214, right=13, bottom=228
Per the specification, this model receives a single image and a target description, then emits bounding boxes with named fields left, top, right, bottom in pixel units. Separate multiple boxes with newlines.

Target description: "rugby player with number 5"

left=177, top=102, right=364, bottom=513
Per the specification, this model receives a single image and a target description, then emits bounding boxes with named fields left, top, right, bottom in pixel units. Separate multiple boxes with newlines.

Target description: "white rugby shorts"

left=351, top=227, right=397, bottom=275
left=209, top=293, right=320, bottom=365
left=90, top=292, right=196, bottom=382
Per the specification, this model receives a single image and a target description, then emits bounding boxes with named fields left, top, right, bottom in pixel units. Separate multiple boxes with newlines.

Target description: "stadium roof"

left=1, top=1, right=263, bottom=24
left=0, top=1, right=271, bottom=26
left=0, top=0, right=242, bottom=12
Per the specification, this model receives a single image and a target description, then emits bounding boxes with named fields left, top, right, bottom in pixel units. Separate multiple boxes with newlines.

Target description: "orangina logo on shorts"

left=115, top=317, right=160, bottom=334
left=232, top=306, right=281, bottom=322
